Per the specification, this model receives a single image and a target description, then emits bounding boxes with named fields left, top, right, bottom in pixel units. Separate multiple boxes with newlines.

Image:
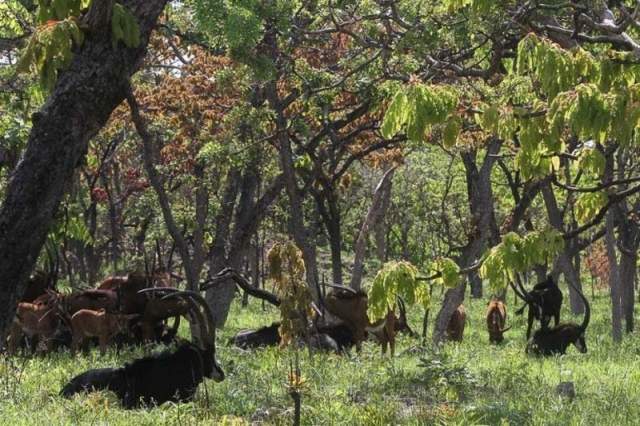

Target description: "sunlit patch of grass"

left=1, top=288, right=640, bottom=424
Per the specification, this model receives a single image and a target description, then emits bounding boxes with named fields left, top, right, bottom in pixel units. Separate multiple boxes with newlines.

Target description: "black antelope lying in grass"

left=60, top=290, right=224, bottom=408
left=526, top=281, right=590, bottom=356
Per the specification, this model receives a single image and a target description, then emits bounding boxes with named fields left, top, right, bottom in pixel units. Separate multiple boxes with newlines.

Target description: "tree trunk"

left=542, top=184, right=584, bottom=314
left=606, top=209, right=623, bottom=342
left=205, top=168, right=285, bottom=328
left=350, top=167, right=395, bottom=290
left=432, top=140, right=501, bottom=343
left=0, top=0, right=168, bottom=340
left=267, top=83, right=320, bottom=300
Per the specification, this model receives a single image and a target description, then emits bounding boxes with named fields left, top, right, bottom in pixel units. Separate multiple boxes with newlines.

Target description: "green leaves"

left=111, top=2, right=140, bottom=49
left=367, top=261, right=421, bottom=321
left=380, top=90, right=410, bottom=140
left=381, top=84, right=459, bottom=143
left=432, top=257, right=461, bottom=288
left=17, top=18, right=84, bottom=90
left=576, top=146, right=605, bottom=177
left=479, top=229, right=564, bottom=292
left=36, top=0, right=88, bottom=23
left=575, top=191, right=608, bottom=225
left=17, top=1, right=139, bottom=90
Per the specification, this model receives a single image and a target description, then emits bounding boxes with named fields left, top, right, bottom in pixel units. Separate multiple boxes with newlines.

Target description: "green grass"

left=1, top=288, right=639, bottom=425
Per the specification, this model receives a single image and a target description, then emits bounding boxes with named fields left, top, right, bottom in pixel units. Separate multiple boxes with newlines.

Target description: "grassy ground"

left=1, top=287, right=639, bottom=425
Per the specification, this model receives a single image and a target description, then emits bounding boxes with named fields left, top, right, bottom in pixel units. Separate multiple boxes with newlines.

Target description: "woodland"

left=2, top=0, right=640, bottom=424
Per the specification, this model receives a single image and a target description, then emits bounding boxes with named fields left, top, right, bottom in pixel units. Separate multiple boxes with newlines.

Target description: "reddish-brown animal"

left=486, top=299, right=510, bottom=343
left=70, top=309, right=137, bottom=355
left=7, top=301, right=59, bottom=354
left=324, top=288, right=397, bottom=356
left=446, top=304, right=466, bottom=342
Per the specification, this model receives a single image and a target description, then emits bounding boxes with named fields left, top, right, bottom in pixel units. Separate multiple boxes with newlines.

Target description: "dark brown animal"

left=58, top=289, right=120, bottom=316
left=70, top=309, right=137, bottom=355
left=486, top=299, right=510, bottom=343
left=97, top=272, right=150, bottom=313
left=324, top=287, right=397, bottom=356
left=137, top=288, right=189, bottom=341
left=526, top=282, right=590, bottom=356
left=446, top=304, right=466, bottom=342
left=21, top=271, right=56, bottom=303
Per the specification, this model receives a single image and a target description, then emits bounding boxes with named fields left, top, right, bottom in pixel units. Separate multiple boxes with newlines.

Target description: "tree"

left=0, top=0, right=168, bottom=339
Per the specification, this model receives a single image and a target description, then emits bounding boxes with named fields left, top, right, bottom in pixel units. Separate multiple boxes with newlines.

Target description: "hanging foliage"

left=381, top=83, right=459, bottom=143
left=17, top=18, right=84, bottom=90
left=17, top=1, right=140, bottom=90
left=367, top=261, right=425, bottom=321
left=267, top=241, right=313, bottom=347
left=111, top=2, right=140, bottom=49
left=479, top=229, right=564, bottom=293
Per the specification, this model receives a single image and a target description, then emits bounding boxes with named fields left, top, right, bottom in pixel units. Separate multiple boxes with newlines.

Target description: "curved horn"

left=138, top=287, right=180, bottom=295
left=162, top=290, right=216, bottom=347
left=514, top=275, right=531, bottom=300
left=568, top=280, right=590, bottom=332
left=324, top=283, right=358, bottom=294
left=509, top=281, right=528, bottom=302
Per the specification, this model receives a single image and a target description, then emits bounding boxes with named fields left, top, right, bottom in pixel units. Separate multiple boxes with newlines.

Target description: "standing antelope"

left=486, top=299, right=510, bottom=343
left=70, top=309, right=137, bottom=355
left=446, top=304, right=466, bottom=342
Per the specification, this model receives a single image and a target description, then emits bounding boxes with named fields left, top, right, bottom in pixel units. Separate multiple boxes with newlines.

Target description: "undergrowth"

left=1, top=288, right=638, bottom=425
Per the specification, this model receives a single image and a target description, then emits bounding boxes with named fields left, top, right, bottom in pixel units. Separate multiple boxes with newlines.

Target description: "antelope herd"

left=1, top=269, right=591, bottom=409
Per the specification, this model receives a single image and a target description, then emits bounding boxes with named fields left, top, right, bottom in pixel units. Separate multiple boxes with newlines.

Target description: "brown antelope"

left=7, top=301, right=59, bottom=355
left=486, top=299, right=510, bottom=343
left=324, top=286, right=397, bottom=356
left=70, top=309, right=137, bottom=355
left=446, top=304, right=466, bottom=342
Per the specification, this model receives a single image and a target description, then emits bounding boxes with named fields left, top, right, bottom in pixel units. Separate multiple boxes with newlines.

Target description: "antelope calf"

left=486, top=299, right=510, bottom=343
left=70, top=309, right=136, bottom=355
left=7, top=301, right=59, bottom=355
left=446, top=304, right=466, bottom=342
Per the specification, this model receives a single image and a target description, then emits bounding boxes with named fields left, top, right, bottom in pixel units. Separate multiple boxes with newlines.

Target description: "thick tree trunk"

left=315, top=190, right=343, bottom=286
left=620, top=245, right=636, bottom=334
left=542, top=184, right=584, bottom=314
left=0, top=0, right=168, bottom=340
left=351, top=167, right=395, bottom=290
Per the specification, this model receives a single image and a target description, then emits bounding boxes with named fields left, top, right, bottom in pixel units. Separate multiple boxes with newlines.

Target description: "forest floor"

left=1, top=286, right=640, bottom=425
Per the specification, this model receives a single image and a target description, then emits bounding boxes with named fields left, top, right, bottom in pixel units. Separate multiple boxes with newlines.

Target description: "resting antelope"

left=61, top=290, right=224, bottom=408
